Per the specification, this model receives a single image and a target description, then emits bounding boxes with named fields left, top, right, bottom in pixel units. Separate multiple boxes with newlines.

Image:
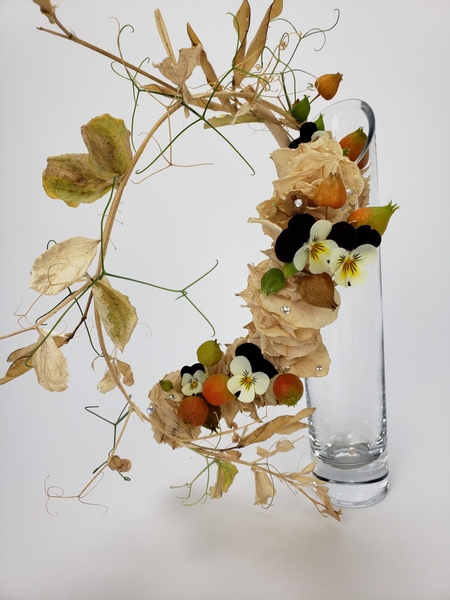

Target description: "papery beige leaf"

left=30, top=237, right=99, bottom=296
left=209, top=460, right=238, bottom=499
left=232, top=0, right=251, bottom=87
left=252, top=467, right=276, bottom=505
left=81, top=115, right=133, bottom=180
left=43, top=153, right=114, bottom=207
left=34, top=331, right=69, bottom=392
left=154, top=46, right=202, bottom=87
left=239, top=407, right=314, bottom=447
left=233, top=0, right=282, bottom=87
left=141, top=83, right=175, bottom=96
left=256, top=438, right=295, bottom=459
left=92, top=278, right=138, bottom=352
left=154, top=9, right=177, bottom=64
left=98, top=358, right=135, bottom=393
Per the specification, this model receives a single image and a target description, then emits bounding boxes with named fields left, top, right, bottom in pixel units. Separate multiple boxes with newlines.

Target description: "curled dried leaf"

left=30, top=237, right=99, bottom=296
left=154, top=46, right=202, bottom=87
left=92, top=278, right=138, bottom=352
left=34, top=331, right=69, bottom=392
left=239, top=407, right=314, bottom=447
left=252, top=467, right=276, bottom=505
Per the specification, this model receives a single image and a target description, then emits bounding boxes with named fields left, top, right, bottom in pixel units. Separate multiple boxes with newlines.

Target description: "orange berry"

left=273, top=373, right=304, bottom=407
left=177, top=395, right=209, bottom=427
left=202, top=374, right=236, bottom=406
left=313, top=172, right=347, bottom=209
left=339, top=127, right=369, bottom=169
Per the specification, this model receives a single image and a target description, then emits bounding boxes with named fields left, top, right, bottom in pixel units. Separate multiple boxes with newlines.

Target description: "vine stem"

left=95, top=101, right=182, bottom=270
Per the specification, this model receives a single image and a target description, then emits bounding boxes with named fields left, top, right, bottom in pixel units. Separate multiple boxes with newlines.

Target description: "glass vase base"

left=312, top=451, right=389, bottom=508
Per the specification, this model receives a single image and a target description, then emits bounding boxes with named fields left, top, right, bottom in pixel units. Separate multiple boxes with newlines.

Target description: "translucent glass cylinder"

left=306, top=99, right=389, bottom=507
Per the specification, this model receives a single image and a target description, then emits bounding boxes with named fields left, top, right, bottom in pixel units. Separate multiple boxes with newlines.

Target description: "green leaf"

left=42, top=154, right=114, bottom=207
left=314, top=113, right=325, bottom=131
left=290, top=95, right=310, bottom=124
left=259, top=268, right=285, bottom=295
left=81, top=114, right=133, bottom=180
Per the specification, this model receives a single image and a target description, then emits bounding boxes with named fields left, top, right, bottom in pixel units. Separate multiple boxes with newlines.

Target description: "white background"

left=1, top=1, right=449, bottom=599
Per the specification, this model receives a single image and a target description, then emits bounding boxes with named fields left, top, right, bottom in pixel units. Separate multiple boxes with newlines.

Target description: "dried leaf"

left=256, top=438, right=295, bottom=458
left=154, top=9, right=177, bottom=64
left=0, top=358, right=33, bottom=385
left=209, top=460, right=238, bottom=499
left=154, top=46, right=202, bottom=87
left=141, top=83, right=175, bottom=96
left=233, top=0, right=283, bottom=87
left=92, top=278, right=138, bottom=352
left=205, top=113, right=261, bottom=129
left=97, top=358, right=135, bottom=393
left=30, top=237, right=99, bottom=296
left=81, top=115, right=132, bottom=180
left=34, top=331, right=69, bottom=392
left=42, top=154, right=114, bottom=207
left=239, top=407, right=314, bottom=447
left=252, top=467, right=276, bottom=505
left=232, top=0, right=251, bottom=86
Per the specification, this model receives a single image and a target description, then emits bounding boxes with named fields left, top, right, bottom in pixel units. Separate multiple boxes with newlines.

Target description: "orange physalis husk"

left=314, top=73, right=343, bottom=100
left=313, top=172, right=347, bottom=209
left=339, top=127, right=369, bottom=169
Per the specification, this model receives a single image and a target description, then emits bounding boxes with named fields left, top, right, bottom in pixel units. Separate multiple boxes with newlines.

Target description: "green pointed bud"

left=290, top=95, right=311, bottom=124
left=347, top=201, right=400, bottom=235
left=196, top=340, right=223, bottom=367
left=283, top=261, right=299, bottom=278
left=159, top=379, right=173, bottom=392
left=314, top=113, right=325, bottom=131
left=259, top=268, right=285, bottom=296
left=81, top=114, right=133, bottom=180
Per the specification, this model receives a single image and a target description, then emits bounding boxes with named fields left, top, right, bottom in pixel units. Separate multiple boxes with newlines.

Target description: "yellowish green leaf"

left=30, top=236, right=99, bottom=296
left=92, top=278, right=138, bottom=352
left=42, top=153, right=113, bottom=207
left=209, top=459, right=238, bottom=499
left=81, top=114, right=132, bottom=180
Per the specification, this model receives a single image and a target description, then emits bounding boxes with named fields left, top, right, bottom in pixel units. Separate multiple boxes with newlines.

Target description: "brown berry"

left=177, top=395, right=209, bottom=427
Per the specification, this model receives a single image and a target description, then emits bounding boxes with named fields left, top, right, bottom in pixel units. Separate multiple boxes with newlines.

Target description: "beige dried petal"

left=252, top=467, right=276, bottom=505
left=154, top=46, right=202, bottom=87
left=30, top=237, right=99, bottom=296
left=34, top=331, right=69, bottom=392
left=92, top=278, right=138, bottom=352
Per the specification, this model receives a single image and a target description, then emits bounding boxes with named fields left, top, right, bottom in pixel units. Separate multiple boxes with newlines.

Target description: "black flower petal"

left=328, top=221, right=381, bottom=251
left=274, top=213, right=316, bottom=262
left=354, top=224, right=381, bottom=248
left=289, top=122, right=318, bottom=149
left=180, top=362, right=205, bottom=377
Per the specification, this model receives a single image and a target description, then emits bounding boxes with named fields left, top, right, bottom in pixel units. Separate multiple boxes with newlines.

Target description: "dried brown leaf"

left=154, top=46, right=202, bottom=87
left=154, top=9, right=177, bottom=64
left=252, top=467, right=276, bottom=505
left=92, top=278, right=138, bottom=352
left=30, top=237, right=99, bottom=296
left=0, top=358, right=33, bottom=385
left=233, top=0, right=283, bottom=87
left=239, top=407, right=314, bottom=447
left=33, top=0, right=56, bottom=24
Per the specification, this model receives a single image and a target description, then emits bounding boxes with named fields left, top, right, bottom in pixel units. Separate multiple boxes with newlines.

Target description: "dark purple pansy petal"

left=275, top=214, right=316, bottom=262
left=180, top=362, right=205, bottom=377
left=328, top=221, right=357, bottom=251
left=354, top=225, right=381, bottom=248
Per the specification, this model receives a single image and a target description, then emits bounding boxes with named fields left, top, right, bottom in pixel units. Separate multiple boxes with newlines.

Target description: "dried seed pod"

left=314, top=73, right=343, bottom=100
left=298, top=273, right=337, bottom=310
left=313, top=173, right=347, bottom=209
left=108, top=455, right=132, bottom=473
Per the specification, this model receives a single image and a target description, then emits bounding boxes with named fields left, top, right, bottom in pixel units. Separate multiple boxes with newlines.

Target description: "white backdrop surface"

left=1, top=1, right=450, bottom=599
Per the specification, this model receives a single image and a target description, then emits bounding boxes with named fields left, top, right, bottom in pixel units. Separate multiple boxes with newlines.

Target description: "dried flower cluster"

left=0, top=0, right=398, bottom=519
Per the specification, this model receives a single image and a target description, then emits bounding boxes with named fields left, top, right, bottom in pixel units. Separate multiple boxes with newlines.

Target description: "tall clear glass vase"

left=306, top=99, right=389, bottom=507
